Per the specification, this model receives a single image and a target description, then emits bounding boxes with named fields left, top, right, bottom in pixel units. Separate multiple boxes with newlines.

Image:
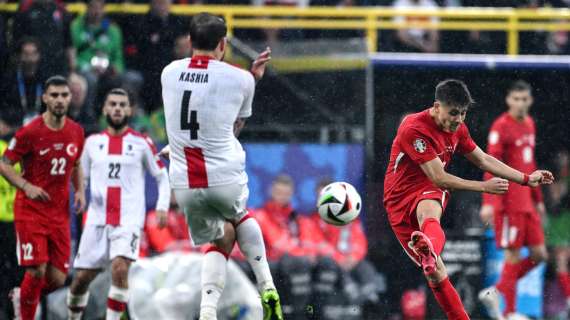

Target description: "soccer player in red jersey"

left=478, top=81, right=547, bottom=319
left=0, top=76, right=85, bottom=320
left=383, top=79, right=553, bottom=320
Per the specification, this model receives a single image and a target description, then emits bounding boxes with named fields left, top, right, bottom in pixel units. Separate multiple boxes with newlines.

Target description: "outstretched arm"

left=464, top=146, right=554, bottom=187
left=420, top=156, right=509, bottom=194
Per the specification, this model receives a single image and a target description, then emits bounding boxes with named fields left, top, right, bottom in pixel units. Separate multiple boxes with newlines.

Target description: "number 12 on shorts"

left=181, top=90, right=200, bottom=140
left=21, top=243, right=33, bottom=260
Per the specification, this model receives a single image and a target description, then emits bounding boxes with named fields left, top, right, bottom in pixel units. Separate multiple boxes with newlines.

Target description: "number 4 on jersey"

left=181, top=90, right=200, bottom=140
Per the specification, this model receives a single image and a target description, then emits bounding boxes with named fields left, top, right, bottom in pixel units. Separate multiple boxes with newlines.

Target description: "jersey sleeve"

left=238, top=72, right=255, bottom=119
left=80, top=137, right=92, bottom=180
left=399, top=127, right=438, bottom=164
left=3, top=127, right=31, bottom=163
left=457, top=125, right=477, bottom=155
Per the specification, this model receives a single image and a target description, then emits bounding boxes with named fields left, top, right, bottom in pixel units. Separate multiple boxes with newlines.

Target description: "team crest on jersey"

left=66, top=143, right=78, bottom=157
left=413, top=138, right=427, bottom=153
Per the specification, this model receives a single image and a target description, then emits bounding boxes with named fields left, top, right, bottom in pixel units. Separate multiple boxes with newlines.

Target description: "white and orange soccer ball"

left=317, top=182, right=362, bottom=226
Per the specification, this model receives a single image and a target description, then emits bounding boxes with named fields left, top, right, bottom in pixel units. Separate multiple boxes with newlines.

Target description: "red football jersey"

left=4, top=116, right=85, bottom=223
left=482, top=113, right=542, bottom=213
left=383, top=109, right=477, bottom=218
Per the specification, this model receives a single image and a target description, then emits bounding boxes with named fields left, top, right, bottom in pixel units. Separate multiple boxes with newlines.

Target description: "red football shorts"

left=386, top=187, right=450, bottom=266
left=494, top=210, right=544, bottom=249
left=14, top=219, right=71, bottom=274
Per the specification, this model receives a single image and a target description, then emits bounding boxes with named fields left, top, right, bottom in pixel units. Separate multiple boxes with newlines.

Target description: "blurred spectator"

left=0, top=15, right=7, bottom=77
left=71, top=0, right=142, bottom=110
left=439, top=0, right=495, bottom=53
left=135, top=0, right=189, bottom=112
left=141, top=193, right=193, bottom=257
left=0, top=37, right=45, bottom=127
left=12, top=0, right=72, bottom=76
left=0, top=129, right=22, bottom=319
left=174, top=35, right=192, bottom=60
left=300, top=178, right=384, bottom=317
left=67, top=72, right=98, bottom=134
left=252, top=174, right=341, bottom=319
left=392, top=0, right=440, bottom=53
left=546, top=149, right=570, bottom=313
left=252, top=0, right=308, bottom=45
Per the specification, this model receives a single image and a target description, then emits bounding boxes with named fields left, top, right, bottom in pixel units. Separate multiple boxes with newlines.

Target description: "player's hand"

left=159, top=145, right=170, bottom=160
left=340, top=256, right=358, bottom=271
left=528, top=170, right=554, bottom=187
left=482, top=177, right=509, bottom=194
left=250, top=47, right=271, bottom=82
left=479, top=204, right=494, bottom=226
left=536, top=202, right=546, bottom=217
left=156, top=210, right=168, bottom=229
left=74, top=191, right=86, bottom=214
left=23, top=183, right=50, bottom=201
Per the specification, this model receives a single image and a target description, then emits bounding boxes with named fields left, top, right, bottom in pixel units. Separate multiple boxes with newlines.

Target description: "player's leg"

left=105, top=226, right=141, bottom=320
left=67, top=269, right=101, bottom=320
left=200, top=221, right=236, bottom=320
left=13, top=221, right=49, bottom=320
left=415, top=199, right=469, bottom=320
left=68, top=225, right=109, bottom=319
left=554, top=247, right=570, bottom=308
left=106, top=257, right=132, bottom=320
left=218, top=184, right=281, bottom=319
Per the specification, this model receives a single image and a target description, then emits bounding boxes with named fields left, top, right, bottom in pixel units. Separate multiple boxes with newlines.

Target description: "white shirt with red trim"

left=161, top=56, right=254, bottom=189
left=81, top=128, right=170, bottom=228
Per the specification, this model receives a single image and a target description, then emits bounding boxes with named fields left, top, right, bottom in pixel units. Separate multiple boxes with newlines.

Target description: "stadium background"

left=1, top=1, right=570, bottom=319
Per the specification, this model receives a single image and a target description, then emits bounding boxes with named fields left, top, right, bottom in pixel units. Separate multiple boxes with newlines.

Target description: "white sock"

left=200, top=250, right=227, bottom=320
left=236, top=217, right=275, bottom=291
left=106, top=285, right=128, bottom=320
left=67, top=290, right=89, bottom=320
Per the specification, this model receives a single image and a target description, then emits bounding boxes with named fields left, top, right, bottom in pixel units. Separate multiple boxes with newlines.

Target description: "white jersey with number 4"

left=161, top=56, right=254, bottom=189
left=81, top=129, right=171, bottom=228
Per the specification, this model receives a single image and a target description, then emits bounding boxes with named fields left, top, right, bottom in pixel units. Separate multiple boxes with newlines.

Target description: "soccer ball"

left=317, top=182, right=362, bottom=226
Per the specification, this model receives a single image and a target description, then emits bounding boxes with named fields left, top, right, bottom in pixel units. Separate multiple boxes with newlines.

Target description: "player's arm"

left=250, top=47, right=271, bottom=83
left=71, top=161, right=86, bottom=213
left=0, top=156, right=50, bottom=201
left=419, top=157, right=509, bottom=194
left=143, top=138, right=171, bottom=227
left=464, top=146, right=554, bottom=187
left=481, top=126, right=505, bottom=224
left=234, top=118, right=246, bottom=137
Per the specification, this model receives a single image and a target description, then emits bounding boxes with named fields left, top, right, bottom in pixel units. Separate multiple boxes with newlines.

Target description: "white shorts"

left=74, top=225, right=141, bottom=269
left=174, top=184, right=249, bottom=246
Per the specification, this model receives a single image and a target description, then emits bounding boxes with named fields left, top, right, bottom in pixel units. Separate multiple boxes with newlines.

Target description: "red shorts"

left=386, top=188, right=450, bottom=266
left=14, top=220, right=71, bottom=274
left=494, top=210, right=544, bottom=249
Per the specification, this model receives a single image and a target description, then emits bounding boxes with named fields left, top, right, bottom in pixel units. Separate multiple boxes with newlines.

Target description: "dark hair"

left=507, top=80, right=532, bottom=94
left=189, top=13, right=227, bottom=51
left=272, top=174, right=294, bottom=187
left=43, top=75, right=69, bottom=91
left=435, top=79, right=474, bottom=109
left=104, top=88, right=131, bottom=105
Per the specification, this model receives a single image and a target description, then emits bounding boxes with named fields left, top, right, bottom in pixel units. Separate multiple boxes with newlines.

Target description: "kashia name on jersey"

left=179, top=72, right=209, bottom=84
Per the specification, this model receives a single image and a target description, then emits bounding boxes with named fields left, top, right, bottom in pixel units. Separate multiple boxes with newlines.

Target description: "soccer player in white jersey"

left=66, top=88, right=171, bottom=320
left=161, top=13, right=282, bottom=320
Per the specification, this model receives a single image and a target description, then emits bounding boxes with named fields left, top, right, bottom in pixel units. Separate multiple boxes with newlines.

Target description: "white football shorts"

left=74, top=225, right=141, bottom=269
left=174, top=183, right=249, bottom=246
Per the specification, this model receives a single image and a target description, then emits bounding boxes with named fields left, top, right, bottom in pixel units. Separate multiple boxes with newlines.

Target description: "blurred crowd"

left=2, top=0, right=570, bottom=144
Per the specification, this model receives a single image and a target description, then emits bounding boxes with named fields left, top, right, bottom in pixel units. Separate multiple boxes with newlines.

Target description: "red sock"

left=429, top=277, right=470, bottom=320
left=20, top=273, right=45, bottom=320
left=558, top=272, right=570, bottom=298
left=517, top=258, right=538, bottom=279
left=496, top=262, right=520, bottom=315
left=421, top=218, right=446, bottom=256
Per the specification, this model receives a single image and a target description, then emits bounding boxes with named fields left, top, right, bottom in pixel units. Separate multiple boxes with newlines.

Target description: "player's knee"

left=416, top=200, right=442, bottom=227
left=111, top=259, right=131, bottom=279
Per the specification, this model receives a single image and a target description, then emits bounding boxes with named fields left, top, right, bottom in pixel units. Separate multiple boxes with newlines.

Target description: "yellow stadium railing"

left=2, top=3, right=570, bottom=55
